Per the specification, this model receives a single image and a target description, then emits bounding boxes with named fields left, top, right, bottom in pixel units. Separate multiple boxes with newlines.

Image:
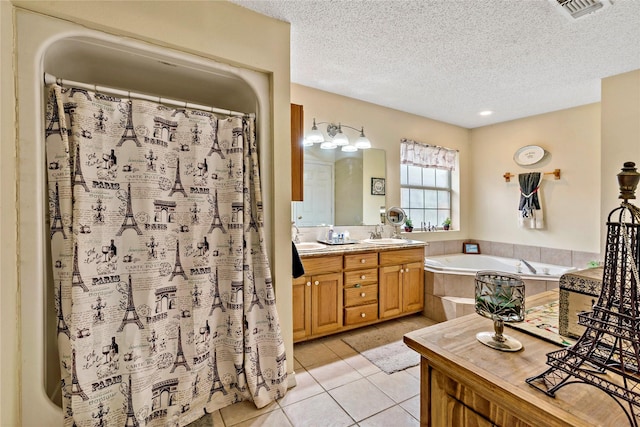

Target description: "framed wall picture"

left=463, top=242, right=480, bottom=254
left=371, top=177, right=386, bottom=195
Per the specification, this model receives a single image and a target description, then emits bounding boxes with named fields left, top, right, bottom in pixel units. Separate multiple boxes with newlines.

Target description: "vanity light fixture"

left=305, top=118, right=372, bottom=151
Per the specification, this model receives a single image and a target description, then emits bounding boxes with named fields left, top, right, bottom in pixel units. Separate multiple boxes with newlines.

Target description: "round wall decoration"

left=514, top=145, right=546, bottom=166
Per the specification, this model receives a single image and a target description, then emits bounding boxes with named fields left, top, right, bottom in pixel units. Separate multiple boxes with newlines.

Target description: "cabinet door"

left=292, top=276, right=311, bottom=341
left=291, top=104, right=304, bottom=201
left=379, top=264, right=402, bottom=318
left=402, top=260, right=424, bottom=312
left=311, top=272, right=343, bottom=334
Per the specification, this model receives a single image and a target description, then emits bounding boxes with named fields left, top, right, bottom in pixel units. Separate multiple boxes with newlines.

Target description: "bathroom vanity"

left=293, top=241, right=426, bottom=342
left=404, top=290, right=626, bottom=426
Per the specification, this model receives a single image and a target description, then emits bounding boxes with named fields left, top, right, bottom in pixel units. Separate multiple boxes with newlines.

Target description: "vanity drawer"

left=344, top=252, right=378, bottom=270
left=379, top=247, right=424, bottom=266
left=343, top=268, right=378, bottom=288
left=344, top=284, right=378, bottom=307
left=301, top=255, right=343, bottom=275
left=344, top=303, right=379, bottom=325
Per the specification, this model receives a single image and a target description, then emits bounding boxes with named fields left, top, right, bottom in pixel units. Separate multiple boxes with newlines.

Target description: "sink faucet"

left=520, top=259, right=537, bottom=275
left=292, top=221, right=301, bottom=244
left=369, top=224, right=384, bottom=239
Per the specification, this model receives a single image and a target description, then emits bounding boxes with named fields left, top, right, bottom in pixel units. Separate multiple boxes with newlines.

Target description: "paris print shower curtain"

left=45, top=84, right=287, bottom=426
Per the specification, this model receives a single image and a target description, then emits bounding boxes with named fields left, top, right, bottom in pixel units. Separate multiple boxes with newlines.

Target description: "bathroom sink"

left=361, top=238, right=407, bottom=245
left=295, top=242, right=326, bottom=251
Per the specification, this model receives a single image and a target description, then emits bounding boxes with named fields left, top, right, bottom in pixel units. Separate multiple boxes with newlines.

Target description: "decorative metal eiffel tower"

left=56, top=281, right=70, bottom=339
left=527, top=162, right=640, bottom=426
left=50, top=182, right=67, bottom=239
left=170, top=325, right=191, bottom=373
left=70, top=348, right=89, bottom=401
left=116, top=100, right=141, bottom=147
left=117, top=274, right=144, bottom=332
left=209, top=266, right=226, bottom=315
left=168, top=158, right=187, bottom=197
left=252, top=346, right=270, bottom=397
left=72, top=143, right=89, bottom=192
left=169, top=239, right=187, bottom=281
left=123, top=374, right=140, bottom=427
left=71, top=243, right=88, bottom=292
left=117, top=183, right=143, bottom=236
left=208, top=349, right=228, bottom=402
left=207, top=119, right=225, bottom=158
left=208, top=189, right=226, bottom=234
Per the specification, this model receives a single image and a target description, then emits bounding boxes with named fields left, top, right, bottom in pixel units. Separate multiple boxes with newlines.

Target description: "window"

left=399, top=138, right=457, bottom=230
left=401, top=164, right=451, bottom=229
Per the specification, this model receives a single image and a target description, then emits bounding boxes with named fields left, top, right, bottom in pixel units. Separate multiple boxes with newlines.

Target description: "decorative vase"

left=404, top=226, right=413, bottom=232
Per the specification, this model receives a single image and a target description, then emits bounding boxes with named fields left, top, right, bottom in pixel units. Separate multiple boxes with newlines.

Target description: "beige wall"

left=1, top=1, right=291, bottom=425
left=469, top=104, right=602, bottom=253
left=291, top=83, right=471, bottom=243
left=601, top=70, right=640, bottom=252
left=0, top=1, right=19, bottom=425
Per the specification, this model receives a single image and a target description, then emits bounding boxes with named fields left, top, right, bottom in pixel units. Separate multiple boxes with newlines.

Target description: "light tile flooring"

left=189, top=314, right=437, bottom=427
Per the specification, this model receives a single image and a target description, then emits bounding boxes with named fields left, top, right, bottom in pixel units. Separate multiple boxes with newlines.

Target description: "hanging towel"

left=292, top=241, right=305, bottom=278
left=518, top=172, right=544, bottom=229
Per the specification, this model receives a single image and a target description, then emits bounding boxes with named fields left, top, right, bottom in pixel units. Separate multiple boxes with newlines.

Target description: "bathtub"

left=423, top=254, right=576, bottom=322
left=17, top=12, right=273, bottom=426
left=424, top=254, right=576, bottom=279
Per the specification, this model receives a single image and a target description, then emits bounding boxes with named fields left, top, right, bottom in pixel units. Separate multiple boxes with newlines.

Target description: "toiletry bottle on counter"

left=327, top=225, right=334, bottom=242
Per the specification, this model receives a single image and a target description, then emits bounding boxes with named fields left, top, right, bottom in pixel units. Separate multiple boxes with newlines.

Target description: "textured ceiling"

left=229, top=0, right=640, bottom=128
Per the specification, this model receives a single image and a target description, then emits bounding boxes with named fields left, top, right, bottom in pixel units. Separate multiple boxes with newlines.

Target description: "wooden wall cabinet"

left=291, top=103, right=304, bottom=201
left=379, top=248, right=424, bottom=319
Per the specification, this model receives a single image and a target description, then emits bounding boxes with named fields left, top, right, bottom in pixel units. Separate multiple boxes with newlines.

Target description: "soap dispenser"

left=327, top=225, right=334, bottom=242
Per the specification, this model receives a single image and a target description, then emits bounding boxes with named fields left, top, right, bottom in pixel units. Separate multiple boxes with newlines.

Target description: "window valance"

left=400, top=138, right=457, bottom=171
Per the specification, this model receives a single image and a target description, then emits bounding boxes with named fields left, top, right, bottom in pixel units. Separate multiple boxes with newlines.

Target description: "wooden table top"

left=404, top=290, right=630, bottom=427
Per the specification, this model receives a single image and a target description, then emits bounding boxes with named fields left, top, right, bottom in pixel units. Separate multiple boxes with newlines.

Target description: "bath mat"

left=506, top=300, right=576, bottom=347
left=342, top=330, right=420, bottom=374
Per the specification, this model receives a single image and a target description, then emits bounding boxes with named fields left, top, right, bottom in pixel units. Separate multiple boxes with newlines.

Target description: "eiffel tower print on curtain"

left=170, top=325, right=191, bottom=373
left=169, top=239, right=188, bottom=281
left=168, top=158, right=187, bottom=197
left=527, top=162, right=640, bottom=425
left=116, top=100, right=141, bottom=147
left=72, top=143, right=90, bottom=192
left=50, top=182, right=67, bottom=239
left=117, top=275, right=144, bottom=332
left=117, top=182, right=143, bottom=236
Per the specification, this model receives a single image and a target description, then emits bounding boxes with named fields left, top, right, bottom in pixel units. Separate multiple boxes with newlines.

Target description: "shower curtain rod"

left=43, top=73, right=248, bottom=118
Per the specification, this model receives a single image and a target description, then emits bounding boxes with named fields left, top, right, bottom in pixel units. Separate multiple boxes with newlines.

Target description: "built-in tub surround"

left=424, top=254, right=577, bottom=322
left=16, top=12, right=275, bottom=426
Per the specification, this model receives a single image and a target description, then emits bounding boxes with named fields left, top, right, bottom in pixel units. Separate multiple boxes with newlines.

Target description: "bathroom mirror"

left=292, top=146, right=386, bottom=226
left=386, top=207, right=407, bottom=226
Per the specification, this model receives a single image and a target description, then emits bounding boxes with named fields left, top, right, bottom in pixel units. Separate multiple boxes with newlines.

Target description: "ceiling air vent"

left=551, top=0, right=612, bottom=20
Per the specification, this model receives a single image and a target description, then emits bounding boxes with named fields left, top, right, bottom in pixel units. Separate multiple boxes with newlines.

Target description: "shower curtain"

left=45, top=84, right=287, bottom=427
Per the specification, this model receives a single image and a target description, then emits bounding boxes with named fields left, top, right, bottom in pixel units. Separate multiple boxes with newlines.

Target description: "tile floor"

left=189, top=314, right=437, bottom=427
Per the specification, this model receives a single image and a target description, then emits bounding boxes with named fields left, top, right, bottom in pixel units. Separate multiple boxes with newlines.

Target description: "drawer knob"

left=360, top=259, right=366, bottom=263
left=360, top=275, right=366, bottom=280
left=354, top=283, right=361, bottom=288
left=360, top=292, right=366, bottom=297
left=406, top=267, right=409, bottom=272
left=314, top=280, right=319, bottom=286
left=400, top=269, right=404, bottom=273
left=361, top=313, right=366, bottom=318
left=306, top=281, right=311, bottom=287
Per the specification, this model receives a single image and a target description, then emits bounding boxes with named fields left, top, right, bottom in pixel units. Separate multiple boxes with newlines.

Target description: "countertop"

left=295, top=239, right=427, bottom=258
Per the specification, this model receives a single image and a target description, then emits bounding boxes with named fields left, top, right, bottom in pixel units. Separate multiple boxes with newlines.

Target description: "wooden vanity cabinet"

left=292, top=255, right=343, bottom=342
left=343, top=252, right=379, bottom=326
left=379, top=248, right=424, bottom=319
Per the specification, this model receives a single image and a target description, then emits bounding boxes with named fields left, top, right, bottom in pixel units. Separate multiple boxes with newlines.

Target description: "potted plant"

left=442, top=217, right=451, bottom=230
left=404, top=218, right=413, bottom=232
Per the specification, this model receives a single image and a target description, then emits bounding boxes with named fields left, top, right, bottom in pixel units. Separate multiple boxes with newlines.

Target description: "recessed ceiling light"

left=479, top=110, right=493, bottom=116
